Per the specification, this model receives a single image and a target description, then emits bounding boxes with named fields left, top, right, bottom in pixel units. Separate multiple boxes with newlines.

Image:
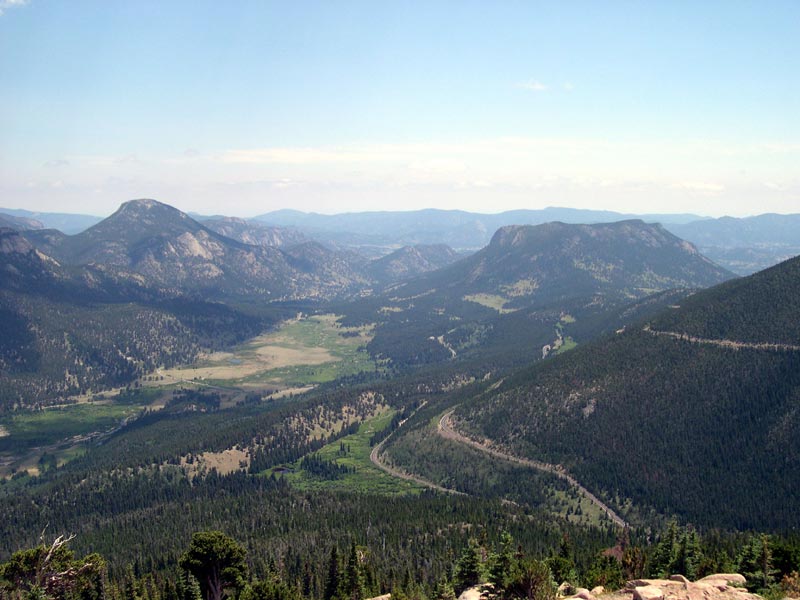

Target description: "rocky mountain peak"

left=114, top=198, right=188, bottom=224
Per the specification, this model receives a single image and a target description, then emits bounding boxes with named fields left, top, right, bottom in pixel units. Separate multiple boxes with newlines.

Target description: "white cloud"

left=222, top=147, right=373, bottom=165
left=0, top=0, right=28, bottom=16
left=43, top=158, right=70, bottom=168
left=517, top=79, right=549, bottom=92
left=672, top=181, right=726, bottom=194
left=10, top=136, right=798, bottom=217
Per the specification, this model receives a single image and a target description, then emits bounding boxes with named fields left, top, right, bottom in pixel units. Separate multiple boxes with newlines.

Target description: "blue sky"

left=1, top=1, right=798, bottom=217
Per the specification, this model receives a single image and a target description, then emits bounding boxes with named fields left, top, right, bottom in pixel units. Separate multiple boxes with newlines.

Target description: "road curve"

left=369, top=435, right=466, bottom=495
left=643, top=325, right=800, bottom=352
left=438, top=409, right=628, bottom=528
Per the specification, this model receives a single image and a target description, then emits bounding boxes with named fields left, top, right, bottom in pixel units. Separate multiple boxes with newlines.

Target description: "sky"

left=1, top=1, right=798, bottom=218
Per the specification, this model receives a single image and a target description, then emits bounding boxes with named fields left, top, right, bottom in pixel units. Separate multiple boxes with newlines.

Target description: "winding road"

left=369, top=437, right=465, bottom=495
left=643, top=325, right=800, bottom=352
left=437, top=409, right=628, bottom=528
left=368, top=402, right=465, bottom=495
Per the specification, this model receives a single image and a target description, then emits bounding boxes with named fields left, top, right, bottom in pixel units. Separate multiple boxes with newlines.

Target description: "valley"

left=152, top=313, right=378, bottom=391
left=0, top=313, right=379, bottom=477
left=1, top=199, right=799, bottom=600
left=4, top=6, right=800, bottom=599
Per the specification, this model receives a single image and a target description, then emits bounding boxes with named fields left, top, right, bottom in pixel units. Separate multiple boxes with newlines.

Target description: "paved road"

left=643, top=325, right=800, bottom=352
left=437, top=409, right=628, bottom=528
left=368, top=409, right=465, bottom=495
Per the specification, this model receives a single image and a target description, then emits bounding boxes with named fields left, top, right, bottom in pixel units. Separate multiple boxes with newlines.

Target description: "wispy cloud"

left=16, top=137, right=797, bottom=217
left=517, top=79, right=549, bottom=92
left=222, top=147, right=371, bottom=165
left=672, top=181, right=725, bottom=194
left=0, top=0, right=28, bottom=16
left=43, top=158, right=70, bottom=168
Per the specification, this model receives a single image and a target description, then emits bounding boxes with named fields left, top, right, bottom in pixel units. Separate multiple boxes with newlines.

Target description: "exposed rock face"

left=202, top=216, right=308, bottom=248
left=463, top=575, right=759, bottom=600
left=18, top=199, right=368, bottom=301
left=697, top=575, right=748, bottom=586
left=0, top=228, right=35, bottom=255
left=632, top=586, right=664, bottom=600
left=621, top=574, right=760, bottom=600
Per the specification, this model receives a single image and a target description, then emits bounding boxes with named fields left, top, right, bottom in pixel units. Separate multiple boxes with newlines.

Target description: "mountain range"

left=19, top=199, right=371, bottom=302
left=3, top=195, right=800, bottom=597
left=339, top=220, right=732, bottom=371
left=6, top=204, right=797, bottom=275
left=253, top=207, right=800, bottom=275
left=1, top=199, right=734, bottom=409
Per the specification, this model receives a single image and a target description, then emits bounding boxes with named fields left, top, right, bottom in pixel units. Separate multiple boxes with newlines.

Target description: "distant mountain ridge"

left=202, top=216, right=309, bottom=248
left=255, top=207, right=708, bottom=251
left=19, top=199, right=368, bottom=302
left=0, top=208, right=102, bottom=234
left=0, top=213, right=44, bottom=231
left=255, top=207, right=799, bottom=274
left=367, top=244, right=462, bottom=284
left=5, top=204, right=798, bottom=273
left=339, top=220, right=732, bottom=372
left=668, top=214, right=800, bottom=274
left=392, top=220, right=733, bottom=309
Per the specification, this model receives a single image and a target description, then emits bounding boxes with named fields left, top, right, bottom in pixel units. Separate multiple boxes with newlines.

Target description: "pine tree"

left=737, top=534, right=779, bottom=592
left=506, top=559, right=556, bottom=600
left=489, top=532, right=515, bottom=591
left=324, top=546, right=341, bottom=600
left=454, top=538, right=484, bottom=594
left=179, top=531, right=248, bottom=600
left=183, top=572, right=203, bottom=600
left=340, top=542, right=366, bottom=600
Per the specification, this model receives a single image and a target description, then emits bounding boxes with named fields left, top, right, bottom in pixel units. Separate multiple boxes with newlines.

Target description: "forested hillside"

left=338, top=220, right=731, bottom=371
left=458, top=255, right=800, bottom=530
left=0, top=228, right=278, bottom=410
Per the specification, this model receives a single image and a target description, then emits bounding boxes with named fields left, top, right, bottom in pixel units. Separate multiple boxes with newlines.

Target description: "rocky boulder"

left=620, top=574, right=760, bottom=600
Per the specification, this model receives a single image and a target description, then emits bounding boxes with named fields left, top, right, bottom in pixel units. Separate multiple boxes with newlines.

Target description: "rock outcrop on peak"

left=17, top=198, right=368, bottom=301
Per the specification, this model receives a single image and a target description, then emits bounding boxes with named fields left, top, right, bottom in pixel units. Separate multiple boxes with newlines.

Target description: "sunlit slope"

left=459, top=255, right=800, bottom=531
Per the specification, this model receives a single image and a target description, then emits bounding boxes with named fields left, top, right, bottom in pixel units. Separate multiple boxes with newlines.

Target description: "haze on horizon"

left=1, top=1, right=798, bottom=219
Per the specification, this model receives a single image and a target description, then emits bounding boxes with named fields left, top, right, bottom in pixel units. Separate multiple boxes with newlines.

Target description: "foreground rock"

left=461, top=574, right=761, bottom=600
left=621, top=574, right=760, bottom=600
